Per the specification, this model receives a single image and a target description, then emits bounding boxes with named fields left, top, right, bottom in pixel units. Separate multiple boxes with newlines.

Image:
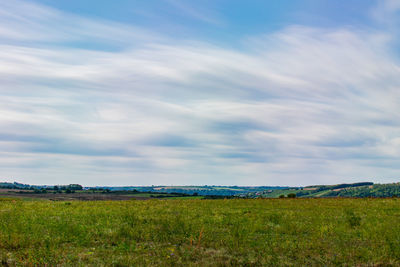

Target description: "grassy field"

left=0, top=198, right=399, bottom=266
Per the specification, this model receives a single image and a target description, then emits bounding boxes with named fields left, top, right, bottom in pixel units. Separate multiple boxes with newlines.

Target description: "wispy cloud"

left=163, top=0, right=223, bottom=26
left=371, top=0, right=400, bottom=26
left=0, top=0, right=399, bottom=185
left=0, top=0, right=163, bottom=49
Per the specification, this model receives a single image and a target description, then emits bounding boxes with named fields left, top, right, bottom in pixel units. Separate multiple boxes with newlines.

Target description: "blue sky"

left=0, top=0, right=400, bottom=186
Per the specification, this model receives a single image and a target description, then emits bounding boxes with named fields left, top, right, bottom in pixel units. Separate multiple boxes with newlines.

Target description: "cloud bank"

left=0, top=0, right=399, bottom=186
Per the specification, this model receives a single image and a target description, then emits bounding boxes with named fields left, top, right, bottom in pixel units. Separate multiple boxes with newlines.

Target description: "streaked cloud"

left=164, top=0, right=223, bottom=26
left=371, top=0, right=400, bottom=25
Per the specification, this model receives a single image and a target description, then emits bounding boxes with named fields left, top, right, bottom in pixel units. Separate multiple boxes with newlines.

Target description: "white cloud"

left=163, top=0, right=223, bottom=25
left=371, top=0, right=400, bottom=26
left=0, top=0, right=162, bottom=47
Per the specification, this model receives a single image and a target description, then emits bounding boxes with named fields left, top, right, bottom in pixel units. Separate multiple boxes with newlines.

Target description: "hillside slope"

left=245, top=182, right=400, bottom=198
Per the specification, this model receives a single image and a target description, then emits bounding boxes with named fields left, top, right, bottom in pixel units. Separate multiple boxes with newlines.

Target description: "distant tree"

left=68, top=184, right=83, bottom=191
left=193, top=192, right=198, bottom=196
left=279, top=195, right=285, bottom=198
left=287, top=193, right=296, bottom=198
left=65, top=189, right=72, bottom=194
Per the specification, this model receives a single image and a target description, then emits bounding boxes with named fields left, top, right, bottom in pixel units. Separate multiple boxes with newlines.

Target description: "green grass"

left=1, top=198, right=400, bottom=266
left=131, top=193, right=202, bottom=198
left=164, top=196, right=204, bottom=200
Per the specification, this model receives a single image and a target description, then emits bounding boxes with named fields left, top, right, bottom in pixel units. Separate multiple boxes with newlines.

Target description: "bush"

left=287, top=193, right=296, bottom=198
left=345, top=210, right=361, bottom=228
left=279, top=195, right=285, bottom=198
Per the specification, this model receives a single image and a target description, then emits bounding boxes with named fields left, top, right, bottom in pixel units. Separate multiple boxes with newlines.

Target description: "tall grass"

left=0, top=198, right=399, bottom=266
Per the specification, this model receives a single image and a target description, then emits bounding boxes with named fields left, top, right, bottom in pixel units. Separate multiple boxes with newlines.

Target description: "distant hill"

left=243, top=182, right=400, bottom=198
left=88, top=185, right=290, bottom=196
left=0, top=182, right=289, bottom=196
left=2, top=181, right=400, bottom=198
left=0, top=182, right=83, bottom=191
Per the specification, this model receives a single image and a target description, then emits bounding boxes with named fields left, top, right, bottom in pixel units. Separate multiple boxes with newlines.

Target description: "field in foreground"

left=1, top=199, right=400, bottom=266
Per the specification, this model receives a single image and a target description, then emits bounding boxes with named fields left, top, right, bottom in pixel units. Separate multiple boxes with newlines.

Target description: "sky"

left=1, top=0, right=400, bottom=186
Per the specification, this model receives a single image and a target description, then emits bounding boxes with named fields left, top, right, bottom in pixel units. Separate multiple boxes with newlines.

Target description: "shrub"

left=287, top=193, right=296, bottom=198
left=345, top=210, right=361, bottom=228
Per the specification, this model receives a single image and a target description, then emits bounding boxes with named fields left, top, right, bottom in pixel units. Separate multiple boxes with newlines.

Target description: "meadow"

left=0, top=198, right=399, bottom=266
